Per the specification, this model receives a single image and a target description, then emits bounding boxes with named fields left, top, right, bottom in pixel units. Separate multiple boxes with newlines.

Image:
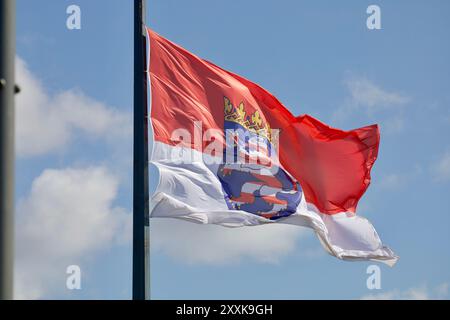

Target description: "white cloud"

left=432, top=151, right=450, bottom=182
left=151, top=219, right=306, bottom=265
left=376, top=165, right=422, bottom=190
left=361, top=283, right=449, bottom=300
left=15, top=57, right=131, bottom=157
left=382, top=116, right=405, bottom=135
left=435, top=282, right=449, bottom=299
left=332, top=76, right=410, bottom=133
left=378, top=173, right=405, bottom=190
left=345, top=77, right=409, bottom=114
left=15, top=166, right=131, bottom=299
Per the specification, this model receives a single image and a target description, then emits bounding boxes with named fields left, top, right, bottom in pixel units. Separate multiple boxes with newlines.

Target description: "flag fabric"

left=147, top=28, right=398, bottom=266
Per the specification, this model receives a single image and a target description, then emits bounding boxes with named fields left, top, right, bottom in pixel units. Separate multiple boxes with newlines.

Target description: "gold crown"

left=223, top=97, right=272, bottom=142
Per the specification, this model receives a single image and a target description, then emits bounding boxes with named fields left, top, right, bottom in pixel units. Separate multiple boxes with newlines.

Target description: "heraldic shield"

left=217, top=97, right=302, bottom=220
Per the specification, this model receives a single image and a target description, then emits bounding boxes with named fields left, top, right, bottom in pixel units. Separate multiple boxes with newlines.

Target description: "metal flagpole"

left=0, top=0, right=16, bottom=300
left=133, top=0, right=150, bottom=300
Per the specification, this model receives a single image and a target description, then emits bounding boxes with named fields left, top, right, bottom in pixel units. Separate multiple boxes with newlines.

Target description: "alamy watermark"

left=367, top=5, right=381, bottom=30
left=66, top=265, right=82, bottom=290
left=168, top=121, right=281, bottom=168
left=366, top=265, right=381, bottom=290
left=66, top=5, right=81, bottom=30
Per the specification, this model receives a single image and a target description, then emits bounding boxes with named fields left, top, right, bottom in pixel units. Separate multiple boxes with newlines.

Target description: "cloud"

left=345, top=77, right=409, bottom=113
left=361, top=283, right=449, bottom=300
left=15, top=166, right=131, bottom=299
left=382, top=116, right=405, bottom=135
left=151, top=219, right=306, bottom=265
left=435, top=282, right=449, bottom=299
left=15, top=57, right=131, bottom=157
left=432, top=151, right=450, bottom=182
left=376, top=165, right=422, bottom=190
left=332, top=76, right=410, bottom=134
left=378, top=174, right=405, bottom=190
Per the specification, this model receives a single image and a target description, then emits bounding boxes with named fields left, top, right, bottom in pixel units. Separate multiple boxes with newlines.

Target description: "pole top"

left=140, top=0, right=147, bottom=36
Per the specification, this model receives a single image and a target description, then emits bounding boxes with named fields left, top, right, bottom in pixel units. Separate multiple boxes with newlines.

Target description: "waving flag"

left=147, top=28, right=398, bottom=266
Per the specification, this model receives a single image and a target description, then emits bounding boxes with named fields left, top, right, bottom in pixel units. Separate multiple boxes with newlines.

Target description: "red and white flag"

left=147, top=28, right=398, bottom=266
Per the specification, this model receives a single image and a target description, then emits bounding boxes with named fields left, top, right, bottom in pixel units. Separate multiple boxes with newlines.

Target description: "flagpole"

left=0, top=0, right=15, bottom=300
left=133, top=0, right=150, bottom=300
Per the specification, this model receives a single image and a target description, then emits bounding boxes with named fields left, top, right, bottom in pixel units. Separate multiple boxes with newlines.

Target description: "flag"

left=147, top=28, right=398, bottom=266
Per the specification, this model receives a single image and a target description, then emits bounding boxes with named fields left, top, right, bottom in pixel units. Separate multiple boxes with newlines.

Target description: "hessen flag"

left=147, top=28, right=398, bottom=266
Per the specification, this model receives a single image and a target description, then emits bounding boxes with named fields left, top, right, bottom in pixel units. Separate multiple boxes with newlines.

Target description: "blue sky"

left=14, top=0, right=450, bottom=299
